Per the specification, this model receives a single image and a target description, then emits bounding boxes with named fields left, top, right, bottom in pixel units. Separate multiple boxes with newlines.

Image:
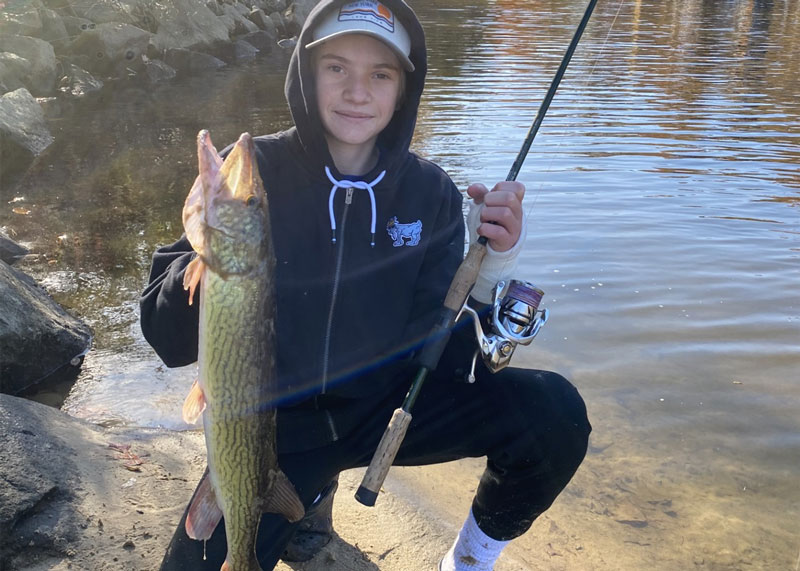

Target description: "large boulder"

left=0, top=35, right=57, bottom=96
left=0, top=260, right=92, bottom=396
left=68, top=22, right=152, bottom=77
left=0, top=88, right=54, bottom=185
left=147, top=0, right=231, bottom=54
left=0, top=394, right=206, bottom=570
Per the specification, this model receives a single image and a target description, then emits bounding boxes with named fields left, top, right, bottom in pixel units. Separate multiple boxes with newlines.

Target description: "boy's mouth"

left=335, top=110, right=373, bottom=120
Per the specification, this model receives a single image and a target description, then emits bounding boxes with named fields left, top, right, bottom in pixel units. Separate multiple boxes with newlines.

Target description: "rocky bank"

left=0, top=0, right=317, bottom=186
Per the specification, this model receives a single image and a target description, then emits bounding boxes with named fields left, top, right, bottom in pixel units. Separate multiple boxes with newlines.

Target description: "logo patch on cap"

left=338, top=1, right=395, bottom=33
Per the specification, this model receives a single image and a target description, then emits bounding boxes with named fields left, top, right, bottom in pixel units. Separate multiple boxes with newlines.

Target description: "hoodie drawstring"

left=325, top=166, right=385, bottom=247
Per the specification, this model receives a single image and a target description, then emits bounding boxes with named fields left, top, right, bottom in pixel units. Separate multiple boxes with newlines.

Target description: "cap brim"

left=305, top=30, right=415, bottom=72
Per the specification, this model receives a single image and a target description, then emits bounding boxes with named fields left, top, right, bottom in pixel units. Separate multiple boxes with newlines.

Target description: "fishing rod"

left=355, top=0, right=600, bottom=507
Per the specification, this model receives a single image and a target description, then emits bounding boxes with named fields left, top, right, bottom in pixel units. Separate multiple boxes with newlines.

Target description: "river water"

left=3, top=0, right=798, bottom=569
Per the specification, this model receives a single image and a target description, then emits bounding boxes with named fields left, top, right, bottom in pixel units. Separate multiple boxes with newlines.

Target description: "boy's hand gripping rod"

left=355, top=0, right=599, bottom=507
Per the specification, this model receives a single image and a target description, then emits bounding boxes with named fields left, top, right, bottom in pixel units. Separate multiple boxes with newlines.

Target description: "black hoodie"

left=140, top=0, right=465, bottom=416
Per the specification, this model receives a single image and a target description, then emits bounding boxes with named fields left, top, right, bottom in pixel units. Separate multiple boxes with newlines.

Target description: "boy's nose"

left=343, top=75, right=371, bottom=102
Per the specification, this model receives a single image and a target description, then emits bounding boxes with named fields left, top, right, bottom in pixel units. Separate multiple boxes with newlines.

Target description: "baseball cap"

left=305, top=1, right=415, bottom=72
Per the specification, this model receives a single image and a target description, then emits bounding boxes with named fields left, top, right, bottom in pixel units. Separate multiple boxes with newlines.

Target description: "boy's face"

left=313, top=33, right=404, bottom=158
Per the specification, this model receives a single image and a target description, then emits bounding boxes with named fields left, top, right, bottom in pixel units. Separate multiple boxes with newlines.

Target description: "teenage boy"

left=140, top=1, right=591, bottom=569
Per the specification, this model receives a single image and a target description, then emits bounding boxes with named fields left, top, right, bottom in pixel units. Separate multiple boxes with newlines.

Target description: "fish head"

left=183, top=130, right=271, bottom=276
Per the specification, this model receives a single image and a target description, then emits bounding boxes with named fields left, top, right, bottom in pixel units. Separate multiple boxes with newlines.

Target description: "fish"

left=180, top=130, right=304, bottom=570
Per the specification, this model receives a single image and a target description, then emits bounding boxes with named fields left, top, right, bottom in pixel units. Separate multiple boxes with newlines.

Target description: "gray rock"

left=0, top=53, right=29, bottom=94
left=143, top=58, right=177, bottom=83
left=221, top=3, right=260, bottom=35
left=269, top=11, right=287, bottom=37
left=0, top=0, right=44, bottom=37
left=148, top=0, right=231, bottom=54
left=68, top=22, right=151, bottom=77
left=39, top=8, right=72, bottom=53
left=0, top=395, right=84, bottom=565
left=248, top=7, right=277, bottom=35
left=0, top=35, right=57, bottom=96
left=239, top=29, right=276, bottom=53
left=57, top=63, right=104, bottom=97
left=0, top=88, right=54, bottom=183
left=0, top=393, right=205, bottom=570
left=65, top=0, right=138, bottom=25
left=284, top=0, right=317, bottom=35
left=0, top=232, right=28, bottom=266
left=215, top=38, right=259, bottom=63
left=163, top=48, right=226, bottom=74
left=0, top=260, right=92, bottom=396
left=206, top=0, right=224, bottom=17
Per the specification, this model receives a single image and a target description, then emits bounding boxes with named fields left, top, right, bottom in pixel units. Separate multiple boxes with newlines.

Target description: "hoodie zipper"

left=321, top=186, right=354, bottom=398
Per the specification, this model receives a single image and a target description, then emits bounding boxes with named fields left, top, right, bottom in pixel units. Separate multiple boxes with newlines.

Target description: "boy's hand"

left=466, top=181, right=526, bottom=252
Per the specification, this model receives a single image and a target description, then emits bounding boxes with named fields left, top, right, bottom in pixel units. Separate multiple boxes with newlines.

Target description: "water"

left=2, top=0, right=798, bottom=568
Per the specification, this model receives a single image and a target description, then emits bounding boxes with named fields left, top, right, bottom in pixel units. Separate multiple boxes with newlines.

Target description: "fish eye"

left=245, top=195, right=258, bottom=207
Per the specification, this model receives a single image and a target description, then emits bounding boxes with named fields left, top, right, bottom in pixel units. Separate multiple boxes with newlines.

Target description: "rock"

left=269, top=11, right=287, bottom=37
left=0, top=35, right=57, bottom=96
left=64, top=0, right=138, bottom=25
left=239, top=29, right=277, bottom=53
left=163, top=48, right=226, bottom=75
left=284, top=0, right=317, bottom=36
left=39, top=8, right=72, bottom=53
left=0, top=260, right=92, bottom=396
left=0, top=53, right=29, bottom=94
left=0, top=232, right=28, bottom=266
left=143, top=58, right=177, bottom=83
left=215, top=38, right=260, bottom=63
left=147, top=0, right=231, bottom=54
left=221, top=3, right=260, bottom=35
left=0, top=0, right=44, bottom=37
left=0, top=88, right=54, bottom=184
left=57, top=63, right=104, bottom=97
left=0, top=393, right=206, bottom=570
left=68, top=22, right=151, bottom=77
left=248, top=7, right=277, bottom=36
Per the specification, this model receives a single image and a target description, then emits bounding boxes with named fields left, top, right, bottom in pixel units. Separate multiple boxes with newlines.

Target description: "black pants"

left=159, top=355, right=591, bottom=570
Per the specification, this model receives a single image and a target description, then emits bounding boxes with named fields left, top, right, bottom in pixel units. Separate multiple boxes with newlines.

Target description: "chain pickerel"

left=180, top=130, right=304, bottom=570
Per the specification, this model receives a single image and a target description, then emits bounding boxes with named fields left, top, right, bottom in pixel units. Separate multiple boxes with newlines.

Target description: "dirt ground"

left=9, top=403, right=799, bottom=571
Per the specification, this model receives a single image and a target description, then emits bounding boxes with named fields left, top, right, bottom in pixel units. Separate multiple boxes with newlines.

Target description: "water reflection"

left=1, top=0, right=799, bottom=568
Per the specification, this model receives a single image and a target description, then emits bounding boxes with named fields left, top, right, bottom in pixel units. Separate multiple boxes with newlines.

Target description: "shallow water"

left=3, top=0, right=798, bottom=568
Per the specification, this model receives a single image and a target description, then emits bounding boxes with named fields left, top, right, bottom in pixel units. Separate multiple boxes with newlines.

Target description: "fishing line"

left=503, top=0, right=628, bottom=258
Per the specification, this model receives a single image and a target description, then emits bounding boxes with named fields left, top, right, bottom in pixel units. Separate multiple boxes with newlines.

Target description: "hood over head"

left=285, top=0, right=427, bottom=179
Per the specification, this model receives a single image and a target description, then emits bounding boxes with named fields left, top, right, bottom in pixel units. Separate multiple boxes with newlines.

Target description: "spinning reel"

left=458, top=279, right=549, bottom=382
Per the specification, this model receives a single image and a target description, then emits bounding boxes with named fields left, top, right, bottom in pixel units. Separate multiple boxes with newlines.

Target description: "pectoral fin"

left=185, top=470, right=223, bottom=540
left=182, top=379, right=206, bottom=424
left=263, top=470, right=305, bottom=523
left=183, top=256, right=205, bottom=306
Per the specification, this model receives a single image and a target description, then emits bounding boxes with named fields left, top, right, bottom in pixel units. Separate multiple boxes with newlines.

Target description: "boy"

left=140, top=1, right=591, bottom=569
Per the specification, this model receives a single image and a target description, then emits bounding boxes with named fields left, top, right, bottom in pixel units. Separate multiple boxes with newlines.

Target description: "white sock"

left=440, top=508, right=510, bottom=571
